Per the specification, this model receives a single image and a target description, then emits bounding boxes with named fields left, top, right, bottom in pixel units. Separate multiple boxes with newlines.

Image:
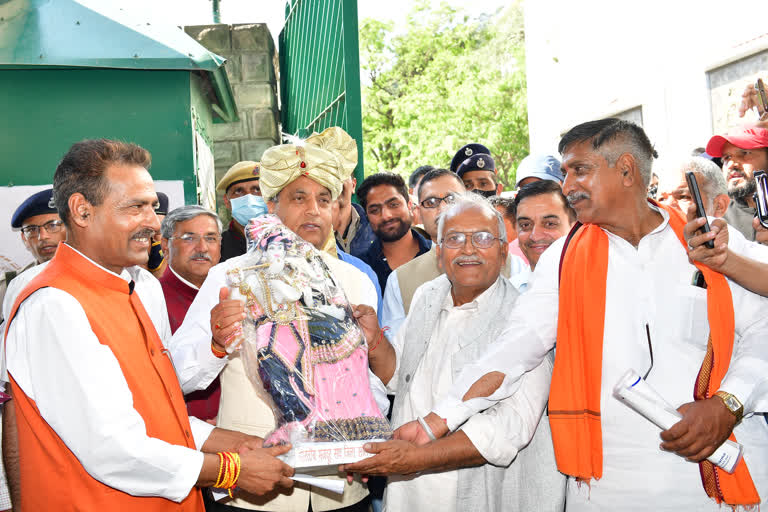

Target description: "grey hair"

left=436, top=192, right=506, bottom=246
left=558, top=119, right=658, bottom=188
left=161, top=205, right=223, bottom=239
left=680, top=156, right=728, bottom=202
left=598, top=138, right=655, bottom=188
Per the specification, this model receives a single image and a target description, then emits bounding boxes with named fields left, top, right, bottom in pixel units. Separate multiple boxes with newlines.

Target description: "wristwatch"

left=714, top=391, right=744, bottom=423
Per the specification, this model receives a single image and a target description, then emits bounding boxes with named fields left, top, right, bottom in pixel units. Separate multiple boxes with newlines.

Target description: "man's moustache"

left=190, top=252, right=212, bottom=262
left=452, top=255, right=485, bottom=265
left=566, top=192, right=590, bottom=206
left=130, top=229, right=155, bottom=240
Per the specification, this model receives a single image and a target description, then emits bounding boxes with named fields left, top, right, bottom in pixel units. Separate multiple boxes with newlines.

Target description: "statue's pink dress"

left=226, top=215, right=391, bottom=446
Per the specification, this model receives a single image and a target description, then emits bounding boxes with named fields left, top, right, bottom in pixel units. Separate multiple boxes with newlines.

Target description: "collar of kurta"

left=54, top=243, right=134, bottom=294
left=165, top=265, right=200, bottom=292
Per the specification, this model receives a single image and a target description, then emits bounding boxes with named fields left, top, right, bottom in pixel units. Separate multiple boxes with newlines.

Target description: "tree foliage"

left=359, top=1, right=528, bottom=189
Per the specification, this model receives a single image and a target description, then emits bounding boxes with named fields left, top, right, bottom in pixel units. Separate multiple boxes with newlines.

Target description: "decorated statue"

left=225, top=214, right=392, bottom=448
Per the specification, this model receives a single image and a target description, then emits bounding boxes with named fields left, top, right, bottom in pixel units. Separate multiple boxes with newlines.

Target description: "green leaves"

left=360, top=1, right=529, bottom=190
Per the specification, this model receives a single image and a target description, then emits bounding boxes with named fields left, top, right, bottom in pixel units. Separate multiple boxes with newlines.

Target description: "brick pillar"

left=185, top=23, right=279, bottom=221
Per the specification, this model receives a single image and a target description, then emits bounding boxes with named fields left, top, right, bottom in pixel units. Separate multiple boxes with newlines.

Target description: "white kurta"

left=4, top=246, right=214, bottom=502
left=433, top=209, right=768, bottom=510
left=384, top=279, right=552, bottom=512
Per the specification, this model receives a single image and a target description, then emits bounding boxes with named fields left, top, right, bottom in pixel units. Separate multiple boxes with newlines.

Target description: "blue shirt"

left=337, top=245, right=383, bottom=316
left=338, top=203, right=379, bottom=259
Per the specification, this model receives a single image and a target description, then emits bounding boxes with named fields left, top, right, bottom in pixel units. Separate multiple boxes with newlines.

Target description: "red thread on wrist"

left=369, top=327, right=388, bottom=352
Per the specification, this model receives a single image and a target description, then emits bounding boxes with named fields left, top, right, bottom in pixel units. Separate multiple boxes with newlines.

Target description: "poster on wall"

left=192, top=106, right=217, bottom=211
left=0, top=181, right=185, bottom=274
left=195, top=130, right=216, bottom=211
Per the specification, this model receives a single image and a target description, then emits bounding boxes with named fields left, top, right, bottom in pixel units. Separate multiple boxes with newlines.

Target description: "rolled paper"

left=292, top=474, right=346, bottom=494
left=613, top=369, right=742, bottom=474
left=211, top=473, right=346, bottom=502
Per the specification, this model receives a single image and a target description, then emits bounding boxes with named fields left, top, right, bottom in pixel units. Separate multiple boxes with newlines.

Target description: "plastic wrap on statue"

left=224, top=215, right=392, bottom=467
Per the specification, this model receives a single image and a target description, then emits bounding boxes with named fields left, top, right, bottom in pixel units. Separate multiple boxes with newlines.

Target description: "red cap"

left=706, top=126, right=768, bottom=157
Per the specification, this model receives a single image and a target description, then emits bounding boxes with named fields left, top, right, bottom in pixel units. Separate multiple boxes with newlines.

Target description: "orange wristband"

left=211, top=341, right=227, bottom=359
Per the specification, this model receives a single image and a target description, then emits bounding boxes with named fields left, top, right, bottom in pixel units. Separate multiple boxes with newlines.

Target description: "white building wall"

left=524, top=0, right=768, bottom=170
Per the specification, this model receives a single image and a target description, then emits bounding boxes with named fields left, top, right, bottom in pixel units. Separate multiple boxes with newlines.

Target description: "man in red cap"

left=705, top=125, right=768, bottom=241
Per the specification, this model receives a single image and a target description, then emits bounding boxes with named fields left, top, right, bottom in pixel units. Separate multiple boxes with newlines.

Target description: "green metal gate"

left=279, top=0, right=364, bottom=182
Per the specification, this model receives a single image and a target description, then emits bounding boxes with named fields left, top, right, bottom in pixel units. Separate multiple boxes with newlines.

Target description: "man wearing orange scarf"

left=419, top=119, right=768, bottom=510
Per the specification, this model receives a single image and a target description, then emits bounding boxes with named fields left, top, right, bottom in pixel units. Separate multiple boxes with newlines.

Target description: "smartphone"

left=754, top=170, right=768, bottom=229
left=685, top=171, right=715, bottom=249
left=756, top=79, right=768, bottom=118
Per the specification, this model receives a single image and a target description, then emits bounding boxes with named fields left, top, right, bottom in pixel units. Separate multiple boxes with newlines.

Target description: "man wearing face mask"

left=449, top=143, right=502, bottom=197
left=456, top=153, right=503, bottom=197
left=217, top=161, right=267, bottom=262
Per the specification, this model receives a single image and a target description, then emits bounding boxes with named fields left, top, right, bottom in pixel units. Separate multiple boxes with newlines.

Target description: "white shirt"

left=380, top=270, right=406, bottom=338
left=2, top=262, right=45, bottom=325
left=381, top=254, right=532, bottom=340
left=384, top=279, right=552, bottom=512
left=726, top=221, right=768, bottom=263
left=4, top=246, right=215, bottom=502
left=508, top=258, right=532, bottom=293
left=170, top=265, right=201, bottom=290
left=1, top=261, right=47, bottom=382
left=433, top=209, right=768, bottom=509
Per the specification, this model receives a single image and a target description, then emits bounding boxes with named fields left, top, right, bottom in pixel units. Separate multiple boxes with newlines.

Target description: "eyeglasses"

left=170, top=233, right=222, bottom=245
left=440, top=231, right=502, bottom=249
left=21, top=220, right=64, bottom=238
left=420, top=193, right=457, bottom=209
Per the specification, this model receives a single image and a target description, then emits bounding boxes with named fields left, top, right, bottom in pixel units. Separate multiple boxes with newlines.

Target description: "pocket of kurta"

left=672, top=284, right=708, bottom=349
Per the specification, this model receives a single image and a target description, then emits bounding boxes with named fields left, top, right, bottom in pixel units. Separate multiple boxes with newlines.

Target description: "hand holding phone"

left=685, top=171, right=715, bottom=249
left=756, top=79, right=768, bottom=121
left=754, top=170, right=768, bottom=229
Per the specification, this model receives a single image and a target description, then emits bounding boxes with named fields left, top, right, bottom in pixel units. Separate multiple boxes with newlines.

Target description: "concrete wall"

left=185, top=23, right=279, bottom=220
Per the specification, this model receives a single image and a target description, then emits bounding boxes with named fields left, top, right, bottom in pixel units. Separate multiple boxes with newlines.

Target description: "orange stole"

left=549, top=204, right=759, bottom=506
left=4, top=244, right=204, bottom=512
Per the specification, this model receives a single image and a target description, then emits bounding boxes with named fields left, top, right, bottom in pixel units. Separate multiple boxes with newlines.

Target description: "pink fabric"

left=508, top=238, right=529, bottom=265
left=231, top=215, right=391, bottom=446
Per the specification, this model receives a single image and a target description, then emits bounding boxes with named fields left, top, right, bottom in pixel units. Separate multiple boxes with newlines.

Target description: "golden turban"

left=305, top=127, right=358, bottom=180
left=259, top=127, right=358, bottom=201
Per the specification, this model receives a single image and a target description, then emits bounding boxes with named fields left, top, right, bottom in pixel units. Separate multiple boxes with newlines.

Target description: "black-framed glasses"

left=21, top=219, right=64, bottom=238
left=440, top=231, right=502, bottom=249
left=170, top=233, right=222, bottom=245
left=420, top=193, right=457, bottom=209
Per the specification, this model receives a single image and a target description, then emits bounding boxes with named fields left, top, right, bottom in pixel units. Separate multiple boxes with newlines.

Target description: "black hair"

left=54, top=139, right=151, bottom=226
left=417, top=168, right=463, bottom=201
left=487, top=195, right=516, bottom=221
left=513, top=180, right=576, bottom=223
left=409, top=165, right=435, bottom=189
left=357, top=172, right=409, bottom=210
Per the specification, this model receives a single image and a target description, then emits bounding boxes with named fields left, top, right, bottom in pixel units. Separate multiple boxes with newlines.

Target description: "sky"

left=80, top=0, right=509, bottom=41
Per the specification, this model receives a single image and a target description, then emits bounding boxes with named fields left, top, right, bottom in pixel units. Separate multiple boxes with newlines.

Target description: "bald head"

left=436, top=193, right=506, bottom=245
